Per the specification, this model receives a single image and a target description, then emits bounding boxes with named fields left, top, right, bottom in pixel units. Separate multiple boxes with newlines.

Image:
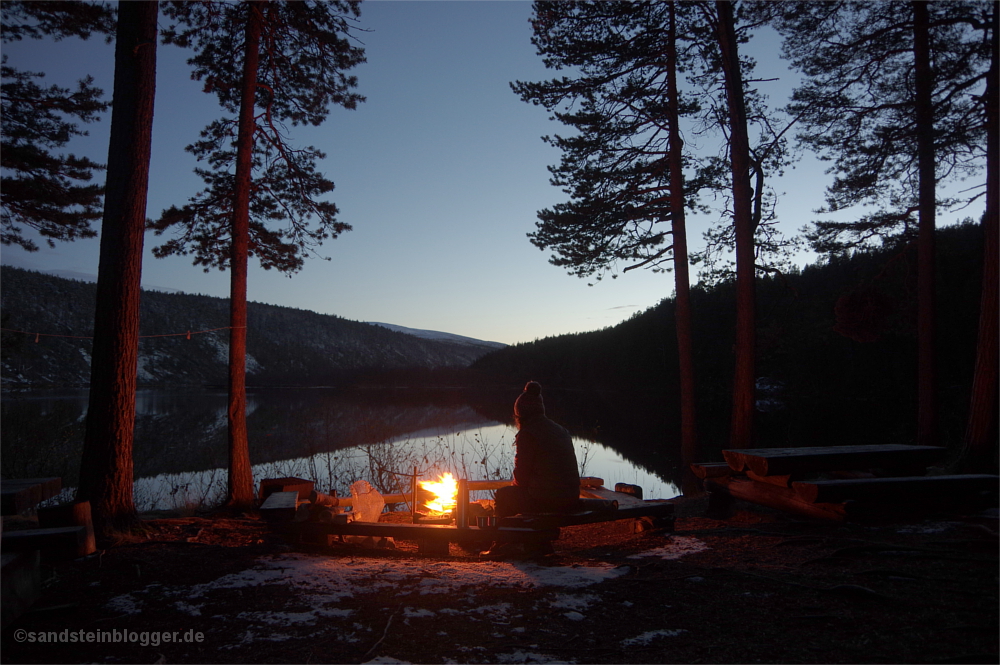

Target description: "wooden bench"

left=694, top=445, right=997, bottom=522
left=1, top=526, right=89, bottom=557
left=498, top=499, right=675, bottom=531
left=1, top=477, right=95, bottom=628
left=792, top=474, right=999, bottom=504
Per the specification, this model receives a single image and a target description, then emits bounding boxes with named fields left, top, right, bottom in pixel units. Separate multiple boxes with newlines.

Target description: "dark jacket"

left=512, top=413, right=579, bottom=507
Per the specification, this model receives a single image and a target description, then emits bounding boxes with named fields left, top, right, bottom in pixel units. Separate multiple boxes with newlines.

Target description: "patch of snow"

left=470, top=602, right=513, bottom=620
left=105, top=594, right=143, bottom=615
left=621, top=629, right=687, bottom=646
left=548, top=592, right=600, bottom=612
left=245, top=352, right=262, bottom=374
left=129, top=553, right=629, bottom=650
left=494, top=651, right=572, bottom=663
left=896, top=522, right=959, bottom=534
left=136, top=355, right=155, bottom=383
left=404, top=559, right=627, bottom=594
left=563, top=611, right=585, bottom=621
left=363, top=658, right=412, bottom=665
left=237, top=608, right=351, bottom=626
left=628, top=536, right=709, bottom=560
left=222, top=630, right=294, bottom=647
left=174, top=601, right=203, bottom=616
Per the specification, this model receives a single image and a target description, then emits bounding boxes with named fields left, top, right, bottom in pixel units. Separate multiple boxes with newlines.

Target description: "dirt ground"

left=2, top=495, right=997, bottom=665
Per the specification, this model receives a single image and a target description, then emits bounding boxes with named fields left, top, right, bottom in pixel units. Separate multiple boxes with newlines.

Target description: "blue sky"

left=0, top=1, right=984, bottom=345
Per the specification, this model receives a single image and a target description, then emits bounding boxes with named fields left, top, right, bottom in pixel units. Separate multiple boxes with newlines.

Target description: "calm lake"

left=1, top=386, right=689, bottom=511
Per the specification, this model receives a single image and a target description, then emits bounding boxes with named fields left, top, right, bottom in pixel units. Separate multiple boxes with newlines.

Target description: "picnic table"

left=2, top=478, right=96, bottom=628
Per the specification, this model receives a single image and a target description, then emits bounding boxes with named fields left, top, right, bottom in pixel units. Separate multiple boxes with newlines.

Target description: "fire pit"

left=411, top=472, right=472, bottom=527
left=259, top=473, right=673, bottom=557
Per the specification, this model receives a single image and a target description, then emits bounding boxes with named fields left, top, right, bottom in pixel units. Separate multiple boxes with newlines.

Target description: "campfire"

left=412, top=472, right=470, bottom=526
left=419, top=472, right=458, bottom=516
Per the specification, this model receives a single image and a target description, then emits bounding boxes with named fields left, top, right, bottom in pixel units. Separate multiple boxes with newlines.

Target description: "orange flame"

left=419, top=473, right=457, bottom=516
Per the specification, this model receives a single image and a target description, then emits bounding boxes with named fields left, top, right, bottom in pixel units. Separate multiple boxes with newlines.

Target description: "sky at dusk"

left=0, top=1, right=984, bottom=346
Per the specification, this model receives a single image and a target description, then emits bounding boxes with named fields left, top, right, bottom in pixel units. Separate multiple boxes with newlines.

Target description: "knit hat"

left=514, top=381, right=545, bottom=421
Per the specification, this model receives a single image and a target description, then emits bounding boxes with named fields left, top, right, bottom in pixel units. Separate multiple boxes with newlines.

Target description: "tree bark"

left=959, top=6, right=998, bottom=472
left=226, top=1, right=265, bottom=509
left=715, top=0, right=756, bottom=449
left=666, top=2, right=699, bottom=492
left=77, top=0, right=158, bottom=537
left=913, top=1, right=938, bottom=447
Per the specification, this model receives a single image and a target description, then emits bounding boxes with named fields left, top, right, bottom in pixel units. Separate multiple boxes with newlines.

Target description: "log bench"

left=263, top=482, right=675, bottom=552
left=498, top=499, right=675, bottom=531
left=693, top=445, right=998, bottom=522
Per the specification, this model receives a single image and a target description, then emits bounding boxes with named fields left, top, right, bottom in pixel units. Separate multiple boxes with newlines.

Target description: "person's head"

left=513, top=380, right=545, bottom=429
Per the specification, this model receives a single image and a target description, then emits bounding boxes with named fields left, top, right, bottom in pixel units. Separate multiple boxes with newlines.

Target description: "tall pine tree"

left=77, top=0, right=159, bottom=537
left=151, top=0, right=365, bottom=507
left=513, top=0, right=704, bottom=471
left=777, top=1, right=992, bottom=447
left=960, top=5, right=998, bottom=472
left=710, top=0, right=757, bottom=449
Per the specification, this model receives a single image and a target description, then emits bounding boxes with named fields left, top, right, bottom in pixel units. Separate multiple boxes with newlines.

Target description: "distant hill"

left=0, top=266, right=499, bottom=389
left=367, top=322, right=505, bottom=350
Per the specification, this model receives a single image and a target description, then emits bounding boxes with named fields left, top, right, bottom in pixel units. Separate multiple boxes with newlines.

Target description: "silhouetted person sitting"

left=495, top=381, right=580, bottom=519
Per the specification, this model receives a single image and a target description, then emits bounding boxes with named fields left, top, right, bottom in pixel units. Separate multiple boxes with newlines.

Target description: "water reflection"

left=2, top=387, right=682, bottom=512
left=133, top=424, right=679, bottom=512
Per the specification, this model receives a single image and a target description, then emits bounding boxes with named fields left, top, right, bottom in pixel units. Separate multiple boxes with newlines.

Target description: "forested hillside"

left=471, top=222, right=985, bottom=449
left=0, top=266, right=499, bottom=389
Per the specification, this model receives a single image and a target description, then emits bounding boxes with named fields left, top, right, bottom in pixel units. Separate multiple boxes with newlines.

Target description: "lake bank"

left=3, top=494, right=996, bottom=664
left=2, top=386, right=685, bottom=512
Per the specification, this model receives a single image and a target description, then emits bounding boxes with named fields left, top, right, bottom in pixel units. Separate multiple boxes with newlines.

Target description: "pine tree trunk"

left=960, top=6, right=999, bottom=472
left=667, top=2, right=699, bottom=492
left=226, top=1, right=265, bottom=509
left=715, top=1, right=756, bottom=449
left=913, top=1, right=938, bottom=447
left=77, top=0, right=158, bottom=537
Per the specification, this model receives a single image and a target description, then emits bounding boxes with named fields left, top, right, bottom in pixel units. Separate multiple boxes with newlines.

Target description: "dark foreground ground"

left=2, top=495, right=997, bottom=665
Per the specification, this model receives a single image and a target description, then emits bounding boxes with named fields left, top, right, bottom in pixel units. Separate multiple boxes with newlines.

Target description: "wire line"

left=0, top=326, right=245, bottom=340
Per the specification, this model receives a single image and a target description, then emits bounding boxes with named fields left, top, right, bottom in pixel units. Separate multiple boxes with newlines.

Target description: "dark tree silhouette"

left=960, top=6, right=998, bottom=472
left=777, top=1, right=992, bottom=448
left=77, top=0, right=158, bottom=537
left=512, top=0, right=703, bottom=472
left=152, top=0, right=365, bottom=508
left=704, top=0, right=757, bottom=449
left=0, top=1, right=115, bottom=251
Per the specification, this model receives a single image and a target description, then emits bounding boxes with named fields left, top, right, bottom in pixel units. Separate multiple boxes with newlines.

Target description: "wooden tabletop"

left=1, top=478, right=62, bottom=516
left=722, top=444, right=948, bottom=477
